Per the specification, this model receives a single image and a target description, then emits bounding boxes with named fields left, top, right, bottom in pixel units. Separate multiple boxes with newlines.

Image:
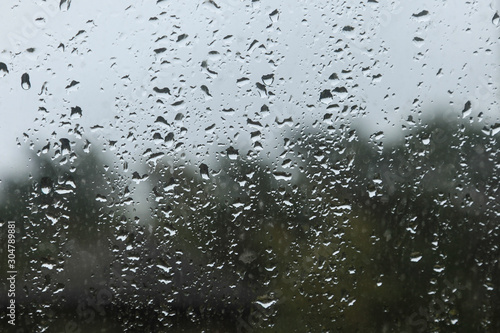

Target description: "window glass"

left=0, top=1, right=499, bottom=331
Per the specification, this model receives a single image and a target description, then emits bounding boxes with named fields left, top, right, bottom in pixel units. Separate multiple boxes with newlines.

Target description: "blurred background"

left=0, top=0, right=499, bottom=332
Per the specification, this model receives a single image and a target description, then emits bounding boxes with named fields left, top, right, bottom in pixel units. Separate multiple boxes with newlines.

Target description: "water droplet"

left=412, top=10, right=429, bottom=18
left=269, top=9, right=279, bottom=22
left=96, top=194, right=107, bottom=202
left=410, top=252, right=423, bottom=262
left=177, top=34, right=188, bottom=42
left=412, top=10, right=429, bottom=22
left=433, top=265, right=445, bottom=273
left=155, top=116, right=170, bottom=127
left=165, top=132, right=174, bottom=147
left=154, top=87, right=171, bottom=94
left=320, top=89, right=333, bottom=104
left=422, top=135, right=430, bottom=145
left=60, top=138, right=71, bottom=154
left=200, top=163, right=210, bottom=179
left=333, top=86, right=348, bottom=99
left=153, top=132, right=163, bottom=144
left=462, top=101, right=471, bottom=118
left=40, top=177, right=53, bottom=194
left=226, top=146, right=239, bottom=160
left=491, top=123, right=500, bottom=136
left=60, top=0, right=71, bottom=11
left=205, top=123, right=216, bottom=134
left=412, top=36, right=425, bottom=48
left=260, top=104, right=270, bottom=115
left=201, top=85, right=212, bottom=97
left=272, top=171, right=292, bottom=181
left=70, top=106, right=82, bottom=119
left=256, top=82, right=267, bottom=97
left=237, top=77, right=250, bottom=87
left=493, top=12, right=499, bottom=26
left=329, top=73, right=339, bottom=81
left=132, top=172, right=149, bottom=183
left=0, top=62, right=8, bottom=77
left=371, top=131, right=384, bottom=141
left=65, top=80, right=80, bottom=91
left=21, top=73, right=31, bottom=90
left=262, top=74, right=274, bottom=86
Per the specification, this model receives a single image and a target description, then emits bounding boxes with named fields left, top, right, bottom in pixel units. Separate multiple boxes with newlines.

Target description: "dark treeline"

left=0, top=116, right=499, bottom=332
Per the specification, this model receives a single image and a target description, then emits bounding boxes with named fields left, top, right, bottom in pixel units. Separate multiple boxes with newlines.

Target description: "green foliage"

left=0, top=118, right=499, bottom=332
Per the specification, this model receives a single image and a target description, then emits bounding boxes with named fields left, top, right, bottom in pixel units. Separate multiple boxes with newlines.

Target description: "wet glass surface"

left=0, top=1, right=499, bottom=332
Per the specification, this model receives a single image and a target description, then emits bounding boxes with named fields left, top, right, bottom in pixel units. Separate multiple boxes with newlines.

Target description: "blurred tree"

left=1, top=116, right=499, bottom=332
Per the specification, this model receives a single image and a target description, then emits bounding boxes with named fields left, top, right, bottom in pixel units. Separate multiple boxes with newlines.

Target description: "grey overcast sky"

left=0, top=0, right=498, bottom=182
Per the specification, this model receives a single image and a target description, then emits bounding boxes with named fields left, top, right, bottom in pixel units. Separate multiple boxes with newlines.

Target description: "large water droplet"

left=21, top=73, right=31, bottom=90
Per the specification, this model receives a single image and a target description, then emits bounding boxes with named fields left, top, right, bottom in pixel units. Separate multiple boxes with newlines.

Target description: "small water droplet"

left=21, top=73, right=31, bottom=90
left=412, top=36, right=425, bottom=48
left=410, top=252, right=422, bottom=262
left=40, top=177, right=53, bottom=194
left=227, top=146, right=239, bottom=160
left=65, top=80, right=79, bottom=91
left=320, top=89, right=333, bottom=104
left=371, top=131, right=384, bottom=141
left=262, top=74, right=274, bottom=86
left=329, top=73, right=339, bottom=81
left=493, top=12, right=499, bottom=26
left=256, top=82, right=267, bottom=97
left=201, top=85, right=212, bottom=97
left=60, top=138, right=71, bottom=154
left=269, top=9, right=279, bottom=22
left=96, top=194, right=107, bottom=202
left=70, top=106, right=82, bottom=119
left=153, top=132, right=163, bottom=144
left=272, top=171, right=292, bottom=181
left=165, top=132, right=174, bottom=147
left=462, top=101, right=472, bottom=118
left=60, top=0, right=71, bottom=11
left=0, top=62, right=8, bottom=77
left=491, top=123, right=500, bottom=136
left=200, top=163, right=210, bottom=179
left=261, top=104, right=270, bottom=115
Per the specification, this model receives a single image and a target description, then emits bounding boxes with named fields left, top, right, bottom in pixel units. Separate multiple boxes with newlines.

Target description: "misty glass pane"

left=0, top=1, right=499, bottom=332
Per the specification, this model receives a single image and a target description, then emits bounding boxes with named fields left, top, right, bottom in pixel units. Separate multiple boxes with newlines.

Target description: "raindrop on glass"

left=70, top=106, right=82, bottom=119
left=226, top=146, right=239, bottom=160
left=40, top=177, right=53, bottom=194
left=0, top=62, right=8, bottom=77
left=493, top=12, right=499, bottom=26
left=200, top=163, right=210, bottom=180
left=262, top=74, right=274, bottom=86
left=320, top=89, right=333, bottom=104
left=60, top=138, right=71, bottom=154
left=21, top=73, right=31, bottom=90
